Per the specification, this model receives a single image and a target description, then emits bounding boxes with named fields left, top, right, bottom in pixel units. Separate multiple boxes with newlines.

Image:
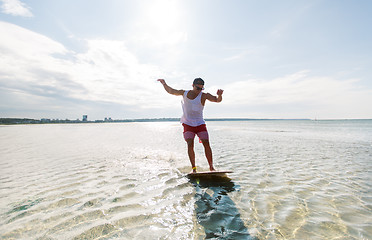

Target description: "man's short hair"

left=193, top=78, right=204, bottom=85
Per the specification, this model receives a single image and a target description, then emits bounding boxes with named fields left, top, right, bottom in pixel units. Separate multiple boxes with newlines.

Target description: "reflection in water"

left=190, top=177, right=253, bottom=239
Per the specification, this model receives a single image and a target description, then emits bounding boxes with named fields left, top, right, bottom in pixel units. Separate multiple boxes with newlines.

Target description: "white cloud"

left=0, top=21, right=180, bottom=118
left=1, top=0, right=33, bottom=17
left=69, top=38, right=169, bottom=106
left=1, top=21, right=371, bottom=119
left=0, top=21, right=70, bottom=92
left=219, top=71, right=372, bottom=119
left=0, top=21, right=67, bottom=58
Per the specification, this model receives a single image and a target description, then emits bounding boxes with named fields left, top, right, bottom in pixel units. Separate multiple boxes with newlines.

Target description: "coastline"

left=1, top=117, right=371, bottom=125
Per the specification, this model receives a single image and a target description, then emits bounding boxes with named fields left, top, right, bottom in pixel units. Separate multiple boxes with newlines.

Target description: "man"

left=157, top=78, right=224, bottom=173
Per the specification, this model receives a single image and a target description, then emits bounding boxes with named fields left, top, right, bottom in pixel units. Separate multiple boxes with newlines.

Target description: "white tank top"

left=180, top=90, right=205, bottom=127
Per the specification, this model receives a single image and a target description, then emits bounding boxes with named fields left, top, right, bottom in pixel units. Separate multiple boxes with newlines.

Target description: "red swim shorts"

left=182, top=123, right=209, bottom=140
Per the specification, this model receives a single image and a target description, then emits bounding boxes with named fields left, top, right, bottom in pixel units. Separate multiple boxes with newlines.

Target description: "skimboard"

left=187, top=170, right=233, bottom=178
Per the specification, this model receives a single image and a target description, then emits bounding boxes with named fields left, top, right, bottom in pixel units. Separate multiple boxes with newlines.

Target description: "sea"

left=0, top=120, right=371, bottom=239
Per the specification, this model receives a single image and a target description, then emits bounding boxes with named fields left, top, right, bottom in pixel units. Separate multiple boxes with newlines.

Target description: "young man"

left=157, top=78, right=224, bottom=173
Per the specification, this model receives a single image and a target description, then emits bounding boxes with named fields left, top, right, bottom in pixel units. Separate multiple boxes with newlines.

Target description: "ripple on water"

left=1, top=121, right=372, bottom=239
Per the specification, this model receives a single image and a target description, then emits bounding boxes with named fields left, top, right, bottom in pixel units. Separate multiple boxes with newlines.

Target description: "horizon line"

left=1, top=117, right=372, bottom=125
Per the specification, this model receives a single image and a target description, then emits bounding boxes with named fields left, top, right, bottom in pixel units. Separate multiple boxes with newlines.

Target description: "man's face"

left=193, top=84, right=204, bottom=91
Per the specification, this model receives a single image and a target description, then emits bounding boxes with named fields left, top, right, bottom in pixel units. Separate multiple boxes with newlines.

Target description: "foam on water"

left=0, top=121, right=371, bottom=239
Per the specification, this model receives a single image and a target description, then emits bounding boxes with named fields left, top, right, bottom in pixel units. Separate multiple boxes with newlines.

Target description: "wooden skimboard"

left=187, top=170, right=233, bottom=178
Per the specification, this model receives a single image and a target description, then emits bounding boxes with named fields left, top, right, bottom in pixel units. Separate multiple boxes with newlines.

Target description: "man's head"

left=193, top=78, right=204, bottom=91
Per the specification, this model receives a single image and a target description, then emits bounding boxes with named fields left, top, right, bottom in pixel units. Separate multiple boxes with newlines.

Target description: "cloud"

left=0, top=21, right=180, bottom=118
left=0, top=21, right=74, bottom=102
left=69, top=38, right=171, bottom=107
left=1, top=0, right=33, bottom=17
left=219, top=71, right=372, bottom=119
left=1, top=21, right=371, bottom=119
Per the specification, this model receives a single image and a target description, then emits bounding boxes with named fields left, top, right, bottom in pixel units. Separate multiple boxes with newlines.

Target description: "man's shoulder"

left=174, top=89, right=186, bottom=96
left=201, top=92, right=213, bottom=102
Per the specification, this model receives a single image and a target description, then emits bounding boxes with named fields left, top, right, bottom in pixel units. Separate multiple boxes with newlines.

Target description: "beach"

left=0, top=120, right=371, bottom=239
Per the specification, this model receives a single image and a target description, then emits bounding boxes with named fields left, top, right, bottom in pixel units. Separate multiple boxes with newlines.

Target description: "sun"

left=135, top=0, right=187, bottom=46
left=143, top=0, right=180, bottom=32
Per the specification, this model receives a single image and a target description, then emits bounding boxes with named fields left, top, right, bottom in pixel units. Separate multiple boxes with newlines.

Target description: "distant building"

left=82, top=115, right=88, bottom=122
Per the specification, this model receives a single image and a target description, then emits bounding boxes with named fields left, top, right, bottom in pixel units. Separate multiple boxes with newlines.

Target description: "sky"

left=1, top=0, right=372, bottom=120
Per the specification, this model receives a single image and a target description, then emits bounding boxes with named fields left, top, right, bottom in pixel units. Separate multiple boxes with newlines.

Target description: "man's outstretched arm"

left=157, top=79, right=184, bottom=96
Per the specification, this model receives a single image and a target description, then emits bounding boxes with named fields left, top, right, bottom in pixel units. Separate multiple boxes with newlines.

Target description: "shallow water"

left=0, top=120, right=371, bottom=239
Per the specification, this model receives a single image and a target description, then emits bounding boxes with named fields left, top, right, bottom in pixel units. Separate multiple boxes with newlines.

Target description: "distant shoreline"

left=1, top=118, right=371, bottom=125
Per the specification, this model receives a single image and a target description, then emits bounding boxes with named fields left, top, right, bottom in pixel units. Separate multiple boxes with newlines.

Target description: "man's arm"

left=157, top=79, right=184, bottom=96
left=206, top=89, right=223, bottom=103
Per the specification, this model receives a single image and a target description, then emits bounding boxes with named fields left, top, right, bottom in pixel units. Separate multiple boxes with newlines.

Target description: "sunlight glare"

left=138, top=0, right=187, bottom=46
left=144, top=0, right=179, bottom=31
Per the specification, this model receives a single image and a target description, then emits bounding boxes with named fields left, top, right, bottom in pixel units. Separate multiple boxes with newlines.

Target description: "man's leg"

left=201, top=139, right=215, bottom=171
left=185, top=138, right=196, bottom=172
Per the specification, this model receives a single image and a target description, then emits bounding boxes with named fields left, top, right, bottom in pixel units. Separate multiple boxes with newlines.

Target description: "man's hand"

left=217, top=89, right=224, bottom=96
left=157, top=79, right=166, bottom=85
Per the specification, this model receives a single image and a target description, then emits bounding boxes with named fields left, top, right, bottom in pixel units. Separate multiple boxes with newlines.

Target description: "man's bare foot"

left=210, top=167, right=216, bottom=172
